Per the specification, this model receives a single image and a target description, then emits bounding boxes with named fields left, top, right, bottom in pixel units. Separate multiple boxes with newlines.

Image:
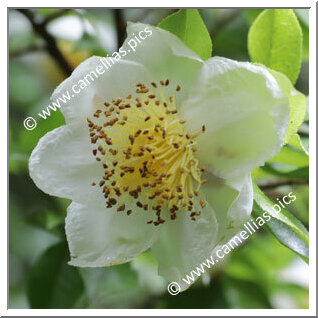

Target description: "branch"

left=17, top=9, right=73, bottom=77
left=259, top=179, right=308, bottom=191
left=113, top=9, right=126, bottom=50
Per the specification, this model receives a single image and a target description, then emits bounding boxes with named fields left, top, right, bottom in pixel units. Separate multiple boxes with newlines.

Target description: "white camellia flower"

left=29, top=22, right=289, bottom=291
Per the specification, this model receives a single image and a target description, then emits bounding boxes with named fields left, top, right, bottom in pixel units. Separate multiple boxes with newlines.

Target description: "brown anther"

left=144, top=116, right=151, bottom=122
left=109, top=198, right=117, bottom=205
left=112, top=160, right=118, bottom=167
left=96, top=157, right=101, bottom=161
left=91, top=136, right=98, bottom=144
left=99, top=180, right=105, bottom=187
left=148, top=94, right=156, bottom=99
left=151, top=82, right=157, bottom=88
left=92, top=149, right=97, bottom=156
left=191, top=146, right=197, bottom=152
left=91, top=182, right=96, bottom=186
left=129, top=135, right=135, bottom=145
left=126, top=94, right=132, bottom=99
left=176, top=85, right=181, bottom=91
left=176, top=185, right=183, bottom=193
left=155, top=100, right=160, bottom=106
left=165, top=79, right=170, bottom=86
left=104, top=102, right=110, bottom=107
left=136, top=201, right=143, bottom=208
left=200, top=199, right=206, bottom=208
left=126, top=210, right=132, bottom=215
left=202, top=124, right=206, bottom=132
left=134, top=129, right=142, bottom=137
left=117, top=204, right=125, bottom=212
left=180, top=120, right=186, bottom=124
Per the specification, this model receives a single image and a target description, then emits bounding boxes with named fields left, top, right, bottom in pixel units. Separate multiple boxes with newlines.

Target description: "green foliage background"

left=9, top=8, right=309, bottom=309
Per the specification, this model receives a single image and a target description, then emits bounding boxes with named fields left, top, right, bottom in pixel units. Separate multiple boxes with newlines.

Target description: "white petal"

left=151, top=203, right=218, bottom=291
left=203, top=173, right=253, bottom=245
left=181, top=57, right=289, bottom=179
left=29, top=122, right=103, bottom=204
left=51, top=56, right=152, bottom=123
left=122, top=22, right=203, bottom=105
left=66, top=201, right=160, bottom=267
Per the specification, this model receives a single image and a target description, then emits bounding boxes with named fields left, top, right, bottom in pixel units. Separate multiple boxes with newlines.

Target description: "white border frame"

left=3, top=1, right=316, bottom=316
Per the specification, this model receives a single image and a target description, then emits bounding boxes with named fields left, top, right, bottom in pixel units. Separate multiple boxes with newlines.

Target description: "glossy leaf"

left=252, top=183, right=309, bottom=262
left=262, top=163, right=308, bottom=179
left=270, top=70, right=307, bottom=144
left=158, top=9, right=212, bottom=60
left=289, top=133, right=309, bottom=155
left=248, top=9, right=302, bottom=84
left=27, top=242, right=85, bottom=308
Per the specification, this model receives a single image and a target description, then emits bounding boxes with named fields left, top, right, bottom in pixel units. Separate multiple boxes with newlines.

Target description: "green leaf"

left=268, top=144, right=308, bottom=167
left=295, top=10, right=309, bottom=61
left=262, top=163, right=309, bottom=179
left=268, top=133, right=309, bottom=168
left=248, top=9, right=302, bottom=84
left=288, top=133, right=309, bottom=155
left=158, top=9, right=212, bottom=60
left=27, top=242, right=85, bottom=308
left=252, top=183, right=309, bottom=262
left=270, top=70, right=307, bottom=144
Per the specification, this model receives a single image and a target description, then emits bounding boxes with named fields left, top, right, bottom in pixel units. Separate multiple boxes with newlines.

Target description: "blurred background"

left=9, top=8, right=309, bottom=309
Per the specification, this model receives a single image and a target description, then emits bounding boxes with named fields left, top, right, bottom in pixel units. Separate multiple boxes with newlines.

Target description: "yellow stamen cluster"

left=87, top=80, right=207, bottom=225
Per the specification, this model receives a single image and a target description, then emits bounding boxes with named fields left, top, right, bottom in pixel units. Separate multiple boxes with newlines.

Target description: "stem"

left=114, top=9, right=126, bottom=50
left=259, top=179, right=308, bottom=190
left=17, top=9, right=73, bottom=77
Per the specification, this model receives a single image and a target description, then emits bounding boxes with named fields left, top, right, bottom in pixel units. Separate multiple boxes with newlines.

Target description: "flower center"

left=88, top=80, right=206, bottom=225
